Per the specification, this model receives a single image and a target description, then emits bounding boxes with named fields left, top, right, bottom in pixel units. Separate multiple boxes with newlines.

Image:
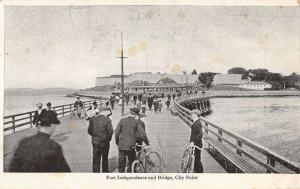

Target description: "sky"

left=4, top=6, right=300, bottom=89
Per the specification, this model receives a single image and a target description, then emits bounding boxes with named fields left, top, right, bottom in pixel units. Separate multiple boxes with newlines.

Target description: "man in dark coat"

left=133, top=95, right=137, bottom=105
left=9, top=103, right=70, bottom=172
left=109, top=95, right=115, bottom=110
left=32, top=102, right=46, bottom=126
left=189, top=109, right=203, bottom=173
left=147, top=94, right=154, bottom=111
left=115, top=107, right=149, bottom=173
left=88, top=109, right=113, bottom=172
left=74, top=97, right=84, bottom=118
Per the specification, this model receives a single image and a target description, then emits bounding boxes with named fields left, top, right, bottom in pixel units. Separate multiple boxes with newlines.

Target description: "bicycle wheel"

left=131, top=160, right=144, bottom=173
left=144, top=151, right=163, bottom=173
left=181, top=148, right=193, bottom=173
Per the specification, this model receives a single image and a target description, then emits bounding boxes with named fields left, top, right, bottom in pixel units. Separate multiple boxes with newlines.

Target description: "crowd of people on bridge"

left=8, top=91, right=204, bottom=173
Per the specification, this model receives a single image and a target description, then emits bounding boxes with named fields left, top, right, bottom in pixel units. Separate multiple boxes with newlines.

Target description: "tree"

left=198, top=72, right=217, bottom=88
left=191, top=69, right=198, bottom=75
left=227, top=67, right=248, bottom=79
left=248, top=69, right=269, bottom=81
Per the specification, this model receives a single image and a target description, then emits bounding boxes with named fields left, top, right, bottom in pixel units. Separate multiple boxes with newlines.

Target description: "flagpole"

left=116, top=32, right=128, bottom=116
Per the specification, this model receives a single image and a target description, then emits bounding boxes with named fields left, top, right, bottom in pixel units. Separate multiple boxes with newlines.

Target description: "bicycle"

left=181, top=143, right=202, bottom=173
left=131, top=144, right=163, bottom=173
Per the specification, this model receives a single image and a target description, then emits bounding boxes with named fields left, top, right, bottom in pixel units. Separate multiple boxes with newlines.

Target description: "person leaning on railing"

left=189, top=109, right=204, bottom=173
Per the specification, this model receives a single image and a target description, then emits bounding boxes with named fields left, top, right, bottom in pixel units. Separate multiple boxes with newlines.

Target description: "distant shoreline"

left=73, top=90, right=300, bottom=99
left=205, top=90, right=300, bottom=98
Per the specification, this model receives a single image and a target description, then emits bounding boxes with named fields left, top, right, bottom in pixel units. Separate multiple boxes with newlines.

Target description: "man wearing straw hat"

left=32, top=102, right=46, bottom=127
left=190, top=109, right=204, bottom=173
left=115, top=107, right=149, bottom=172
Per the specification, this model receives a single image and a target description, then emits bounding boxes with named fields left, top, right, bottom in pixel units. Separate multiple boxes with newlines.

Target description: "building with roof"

left=96, top=75, right=128, bottom=87
left=96, top=72, right=199, bottom=87
left=239, top=81, right=272, bottom=90
left=212, top=74, right=243, bottom=86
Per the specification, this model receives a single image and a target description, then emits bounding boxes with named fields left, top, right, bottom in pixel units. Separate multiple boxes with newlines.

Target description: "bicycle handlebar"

left=185, top=143, right=203, bottom=151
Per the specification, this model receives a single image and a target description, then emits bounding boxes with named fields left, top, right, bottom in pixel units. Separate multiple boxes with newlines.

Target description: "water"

left=206, top=97, right=300, bottom=163
left=4, top=94, right=90, bottom=116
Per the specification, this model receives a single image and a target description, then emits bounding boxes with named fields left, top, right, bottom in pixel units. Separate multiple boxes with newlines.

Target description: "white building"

left=95, top=72, right=199, bottom=87
left=239, top=81, right=272, bottom=90
left=213, top=74, right=243, bottom=86
left=95, top=75, right=128, bottom=87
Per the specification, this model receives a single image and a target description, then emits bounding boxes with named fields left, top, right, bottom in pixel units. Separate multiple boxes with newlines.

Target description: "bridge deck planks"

left=4, top=103, right=225, bottom=173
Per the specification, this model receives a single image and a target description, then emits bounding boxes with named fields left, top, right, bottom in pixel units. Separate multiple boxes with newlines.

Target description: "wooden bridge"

left=3, top=99, right=225, bottom=172
left=3, top=95, right=300, bottom=173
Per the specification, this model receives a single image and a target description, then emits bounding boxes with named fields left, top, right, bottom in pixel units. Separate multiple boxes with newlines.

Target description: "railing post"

left=29, top=112, right=33, bottom=127
left=267, top=156, right=275, bottom=173
left=62, top=105, right=65, bottom=116
left=218, top=129, right=223, bottom=143
left=70, top=104, right=72, bottom=114
left=12, top=116, right=16, bottom=133
left=204, top=123, right=209, bottom=134
left=236, top=140, right=242, bottom=156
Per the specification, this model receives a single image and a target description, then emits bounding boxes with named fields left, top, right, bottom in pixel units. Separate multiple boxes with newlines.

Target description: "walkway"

left=4, top=102, right=225, bottom=173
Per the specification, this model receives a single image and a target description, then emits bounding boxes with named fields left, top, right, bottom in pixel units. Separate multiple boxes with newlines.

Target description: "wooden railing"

left=3, top=100, right=102, bottom=134
left=173, top=96, right=300, bottom=173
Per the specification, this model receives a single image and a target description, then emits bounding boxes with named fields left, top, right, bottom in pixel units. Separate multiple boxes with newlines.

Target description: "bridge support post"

left=218, top=129, right=223, bottom=143
left=29, top=112, right=33, bottom=127
left=267, top=156, right=275, bottom=173
left=236, top=140, right=242, bottom=156
left=12, top=116, right=16, bottom=133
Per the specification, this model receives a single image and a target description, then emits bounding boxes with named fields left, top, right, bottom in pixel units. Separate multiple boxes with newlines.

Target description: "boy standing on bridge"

left=190, top=109, right=204, bottom=173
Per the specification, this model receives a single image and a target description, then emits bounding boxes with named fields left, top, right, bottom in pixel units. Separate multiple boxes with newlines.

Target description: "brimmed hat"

left=139, top=112, right=146, bottom=118
left=130, top=107, right=140, bottom=116
left=191, top=109, right=201, bottom=116
left=36, top=102, right=43, bottom=106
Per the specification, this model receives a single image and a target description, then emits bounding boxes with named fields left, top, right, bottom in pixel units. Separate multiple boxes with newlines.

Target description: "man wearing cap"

left=32, top=102, right=46, bottom=127
left=190, top=109, right=204, bottom=173
left=9, top=103, right=70, bottom=172
left=115, top=107, right=149, bottom=172
left=88, top=107, right=113, bottom=172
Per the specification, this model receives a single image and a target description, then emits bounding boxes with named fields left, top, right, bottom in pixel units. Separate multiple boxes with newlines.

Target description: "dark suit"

left=190, top=119, right=203, bottom=173
left=115, top=116, right=148, bottom=172
left=41, top=110, right=61, bottom=126
left=147, top=96, right=153, bottom=110
left=32, top=109, right=46, bottom=126
left=9, top=132, right=70, bottom=172
left=88, top=115, right=113, bottom=172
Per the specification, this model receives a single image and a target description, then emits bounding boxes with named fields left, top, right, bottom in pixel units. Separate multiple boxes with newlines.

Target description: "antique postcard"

left=0, top=0, right=300, bottom=189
